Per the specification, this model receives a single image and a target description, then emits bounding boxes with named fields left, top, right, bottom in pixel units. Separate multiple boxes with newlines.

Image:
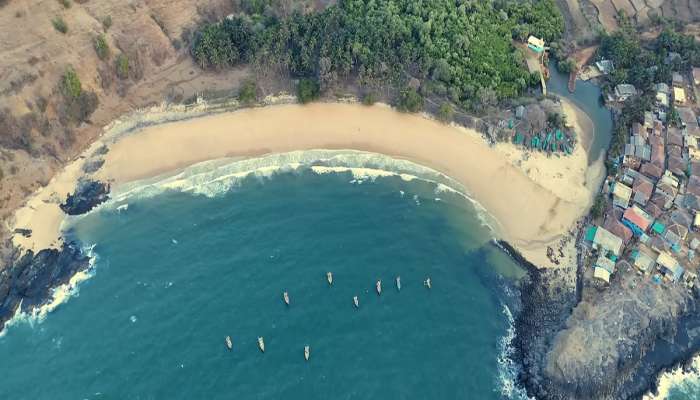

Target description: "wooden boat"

left=376, top=280, right=382, bottom=295
left=283, top=291, right=290, bottom=306
left=225, top=336, right=232, bottom=350
left=424, top=278, right=432, bottom=289
left=258, top=337, right=265, bottom=353
left=304, top=345, right=310, bottom=361
left=327, top=272, right=333, bottom=285
left=353, top=296, right=359, bottom=308
left=396, top=276, right=401, bottom=291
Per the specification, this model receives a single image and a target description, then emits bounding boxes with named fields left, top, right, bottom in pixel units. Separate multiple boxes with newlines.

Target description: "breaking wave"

left=0, top=245, right=98, bottom=338
left=644, top=356, right=700, bottom=399
left=496, top=301, right=534, bottom=400
left=104, top=150, right=502, bottom=234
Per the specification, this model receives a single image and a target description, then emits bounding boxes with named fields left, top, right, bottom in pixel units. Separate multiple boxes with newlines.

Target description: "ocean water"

left=0, top=151, right=528, bottom=400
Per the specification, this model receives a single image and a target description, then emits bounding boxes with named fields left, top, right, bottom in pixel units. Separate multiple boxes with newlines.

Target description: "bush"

left=397, top=88, right=423, bottom=113
left=437, top=102, right=454, bottom=122
left=362, top=92, right=377, bottom=106
left=557, top=59, right=576, bottom=74
left=52, top=17, right=68, bottom=34
left=102, top=15, right=112, bottom=31
left=58, top=0, right=71, bottom=8
left=115, top=54, right=129, bottom=79
left=297, top=78, right=320, bottom=104
left=60, top=67, right=82, bottom=100
left=94, top=34, right=110, bottom=60
left=590, top=194, right=606, bottom=219
left=238, top=80, right=257, bottom=105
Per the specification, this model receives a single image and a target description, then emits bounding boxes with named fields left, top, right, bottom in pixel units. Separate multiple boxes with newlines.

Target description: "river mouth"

left=0, top=161, right=528, bottom=399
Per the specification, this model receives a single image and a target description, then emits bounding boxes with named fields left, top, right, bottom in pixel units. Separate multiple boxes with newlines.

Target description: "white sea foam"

left=0, top=245, right=98, bottom=338
left=102, top=149, right=503, bottom=236
left=497, top=303, right=535, bottom=400
left=643, top=356, right=700, bottom=400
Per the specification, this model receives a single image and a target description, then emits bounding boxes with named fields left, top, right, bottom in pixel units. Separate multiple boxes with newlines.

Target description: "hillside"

left=0, top=0, right=267, bottom=247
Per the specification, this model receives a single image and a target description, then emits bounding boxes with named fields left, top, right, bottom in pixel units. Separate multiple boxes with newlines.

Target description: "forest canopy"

left=192, top=0, right=563, bottom=109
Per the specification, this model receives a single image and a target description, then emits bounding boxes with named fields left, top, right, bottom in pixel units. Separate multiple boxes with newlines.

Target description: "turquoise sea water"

left=0, top=152, right=528, bottom=399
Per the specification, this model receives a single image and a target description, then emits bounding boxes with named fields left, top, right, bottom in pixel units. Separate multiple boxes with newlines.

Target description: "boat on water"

left=353, top=296, right=359, bottom=308
left=283, top=291, right=290, bottom=306
left=376, top=280, right=382, bottom=295
left=396, top=276, right=401, bottom=291
left=225, top=336, right=232, bottom=350
left=258, top=337, right=265, bottom=353
left=327, top=272, right=333, bottom=285
left=424, top=278, right=432, bottom=289
left=304, top=345, right=310, bottom=361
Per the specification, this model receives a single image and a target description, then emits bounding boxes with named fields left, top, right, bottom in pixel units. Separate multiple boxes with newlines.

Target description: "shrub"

left=52, top=16, right=68, bottom=34
left=60, top=67, right=82, bottom=100
left=397, top=88, right=423, bottom=113
left=58, top=0, right=71, bottom=8
left=362, top=92, right=377, bottom=106
left=94, top=34, right=110, bottom=60
left=297, top=78, right=319, bottom=104
left=590, top=194, right=605, bottom=219
left=102, top=15, right=112, bottom=31
left=557, top=58, right=576, bottom=74
left=238, top=80, right=257, bottom=105
left=437, top=102, right=454, bottom=122
left=115, top=54, right=129, bottom=79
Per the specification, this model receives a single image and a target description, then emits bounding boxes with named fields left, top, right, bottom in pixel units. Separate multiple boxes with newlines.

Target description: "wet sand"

left=10, top=102, right=602, bottom=268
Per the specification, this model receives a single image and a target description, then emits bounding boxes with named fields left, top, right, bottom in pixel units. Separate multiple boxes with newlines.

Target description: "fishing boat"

left=424, top=278, right=432, bottom=289
left=327, top=272, right=333, bottom=285
left=353, top=296, right=359, bottom=308
left=376, top=280, right=382, bottom=295
left=396, top=276, right=401, bottom=291
left=304, top=345, right=310, bottom=361
left=283, top=291, right=290, bottom=306
left=258, top=337, right=265, bottom=353
left=225, top=336, right=232, bottom=350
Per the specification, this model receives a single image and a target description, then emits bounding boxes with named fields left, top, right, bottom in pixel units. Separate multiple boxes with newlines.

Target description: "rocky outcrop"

left=59, top=180, right=110, bottom=215
left=0, top=243, right=91, bottom=333
left=510, top=237, right=700, bottom=400
left=501, top=240, right=579, bottom=400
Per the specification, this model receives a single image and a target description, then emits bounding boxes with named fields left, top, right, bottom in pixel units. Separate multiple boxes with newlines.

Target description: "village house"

left=673, top=87, right=687, bottom=106
left=672, top=71, right=685, bottom=87
left=657, top=251, right=685, bottom=282
left=631, top=245, right=657, bottom=274
left=527, top=35, right=545, bottom=53
left=622, top=205, right=653, bottom=236
left=612, top=181, right=633, bottom=208
left=641, top=162, right=664, bottom=180
left=614, top=84, right=637, bottom=102
left=595, top=59, right=614, bottom=75
left=632, top=176, right=654, bottom=205
left=694, top=67, right=700, bottom=86
left=586, top=225, right=625, bottom=283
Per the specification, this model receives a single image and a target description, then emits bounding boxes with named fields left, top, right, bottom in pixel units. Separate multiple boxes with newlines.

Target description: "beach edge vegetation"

left=191, top=0, right=563, bottom=111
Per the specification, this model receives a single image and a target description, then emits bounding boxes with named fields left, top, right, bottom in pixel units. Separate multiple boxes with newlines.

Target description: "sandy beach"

left=10, top=101, right=602, bottom=268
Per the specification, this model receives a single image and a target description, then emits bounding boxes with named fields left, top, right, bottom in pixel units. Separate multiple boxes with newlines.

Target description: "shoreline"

left=9, top=100, right=600, bottom=269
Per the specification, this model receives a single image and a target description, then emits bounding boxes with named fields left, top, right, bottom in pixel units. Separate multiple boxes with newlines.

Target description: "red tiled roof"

left=623, top=207, right=652, bottom=231
left=641, top=163, right=663, bottom=179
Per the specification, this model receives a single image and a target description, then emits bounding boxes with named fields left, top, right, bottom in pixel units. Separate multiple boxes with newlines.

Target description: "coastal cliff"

left=510, top=237, right=700, bottom=400
left=0, top=242, right=91, bottom=333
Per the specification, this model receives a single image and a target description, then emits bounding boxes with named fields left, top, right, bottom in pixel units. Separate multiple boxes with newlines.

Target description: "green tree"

left=397, top=88, right=423, bottom=113
left=238, top=80, right=257, bottom=105
left=102, top=15, right=112, bottom=31
left=437, top=102, right=454, bottom=122
left=297, top=78, right=320, bottom=104
left=52, top=16, right=68, bottom=33
left=590, top=194, right=605, bottom=219
left=94, top=34, right=110, bottom=60
left=115, top=54, right=129, bottom=79
left=60, top=67, right=82, bottom=100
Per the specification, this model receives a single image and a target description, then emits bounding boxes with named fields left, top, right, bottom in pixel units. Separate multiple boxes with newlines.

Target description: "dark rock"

left=12, top=228, right=32, bottom=238
left=59, top=179, right=110, bottom=215
left=0, top=242, right=91, bottom=333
